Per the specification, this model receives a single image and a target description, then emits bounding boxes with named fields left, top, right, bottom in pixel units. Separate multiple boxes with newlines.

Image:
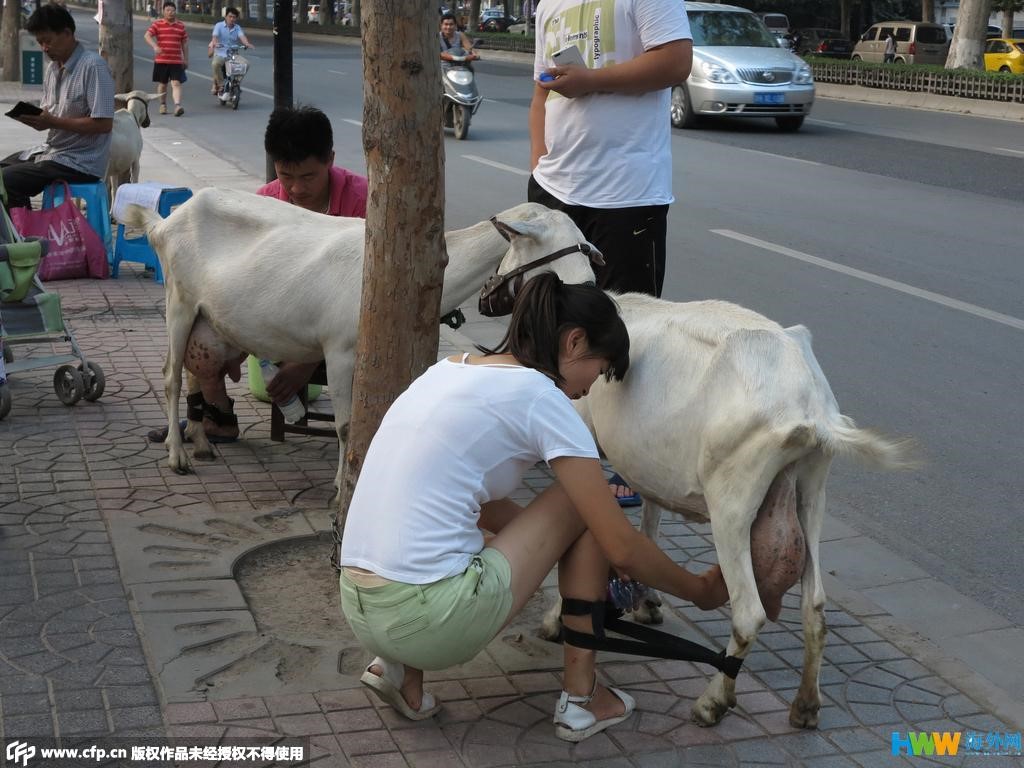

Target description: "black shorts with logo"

left=527, top=175, right=669, bottom=298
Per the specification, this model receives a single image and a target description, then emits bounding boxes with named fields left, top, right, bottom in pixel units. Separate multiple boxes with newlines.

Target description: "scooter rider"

left=439, top=12, right=478, bottom=63
left=208, top=7, right=254, bottom=96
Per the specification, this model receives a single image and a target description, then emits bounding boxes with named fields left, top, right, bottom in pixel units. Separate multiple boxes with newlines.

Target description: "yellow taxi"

left=983, top=38, right=1024, bottom=73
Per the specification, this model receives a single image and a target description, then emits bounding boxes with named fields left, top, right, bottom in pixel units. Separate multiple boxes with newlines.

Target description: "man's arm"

left=144, top=29, right=162, bottom=56
left=182, top=33, right=189, bottom=68
left=528, top=83, right=547, bottom=170
left=17, top=113, right=112, bottom=134
left=538, top=39, right=692, bottom=99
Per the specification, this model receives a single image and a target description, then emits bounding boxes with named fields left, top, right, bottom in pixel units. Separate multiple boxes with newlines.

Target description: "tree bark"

left=99, top=0, right=135, bottom=92
left=1000, top=8, right=1015, bottom=37
left=469, top=0, right=481, bottom=32
left=333, top=0, right=447, bottom=535
left=1, top=0, right=20, bottom=82
left=946, top=0, right=993, bottom=68
left=921, top=0, right=934, bottom=22
left=353, top=0, right=360, bottom=29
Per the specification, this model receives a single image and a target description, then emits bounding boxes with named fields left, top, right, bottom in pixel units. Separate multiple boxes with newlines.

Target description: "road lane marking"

left=733, top=147, right=822, bottom=166
left=996, top=147, right=1024, bottom=156
left=461, top=155, right=530, bottom=176
left=132, top=55, right=273, bottom=100
left=711, top=229, right=1024, bottom=332
left=328, top=70, right=347, bottom=75
left=342, top=118, right=362, bottom=127
left=807, top=117, right=846, bottom=127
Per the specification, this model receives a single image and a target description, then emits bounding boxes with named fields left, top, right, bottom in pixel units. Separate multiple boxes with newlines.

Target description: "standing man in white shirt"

left=528, top=0, right=692, bottom=299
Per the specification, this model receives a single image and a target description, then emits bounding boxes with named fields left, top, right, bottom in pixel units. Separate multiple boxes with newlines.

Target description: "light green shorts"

left=339, top=547, right=514, bottom=671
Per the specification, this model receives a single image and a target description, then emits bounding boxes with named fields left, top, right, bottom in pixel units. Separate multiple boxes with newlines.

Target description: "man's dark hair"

left=264, top=105, right=334, bottom=165
left=225, top=6, right=240, bottom=15
left=163, top=1, right=176, bottom=8
left=25, top=4, right=76, bottom=35
left=440, top=12, right=456, bottom=22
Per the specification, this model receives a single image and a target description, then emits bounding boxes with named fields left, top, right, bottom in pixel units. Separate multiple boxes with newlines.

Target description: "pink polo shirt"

left=256, top=165, right=368, bottom=218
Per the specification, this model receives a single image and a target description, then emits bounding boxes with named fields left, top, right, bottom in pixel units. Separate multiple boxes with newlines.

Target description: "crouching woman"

left=339, top=273, right=728, bottom=742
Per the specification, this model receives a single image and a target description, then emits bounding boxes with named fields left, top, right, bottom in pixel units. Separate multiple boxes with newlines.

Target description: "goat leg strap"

left=560, top=598, right=744, bottom=679
left=202, top=398, right=238, bottom=427
left=185, top=392, right=206, bottom=422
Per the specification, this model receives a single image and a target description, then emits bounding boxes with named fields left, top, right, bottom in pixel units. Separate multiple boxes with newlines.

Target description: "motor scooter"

left=442, top=45, right=482, bottom=140
left=217, top=45, right=250, bottom=111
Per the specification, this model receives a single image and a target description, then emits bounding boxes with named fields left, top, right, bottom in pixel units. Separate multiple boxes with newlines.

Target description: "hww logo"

left=46, top=219, right=79, bottom=247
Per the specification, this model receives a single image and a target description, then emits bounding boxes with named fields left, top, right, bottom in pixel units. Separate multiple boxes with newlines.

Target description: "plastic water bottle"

left=258, top=359, right=306, bottom=423
left=607, top=577, right=649, bottom=612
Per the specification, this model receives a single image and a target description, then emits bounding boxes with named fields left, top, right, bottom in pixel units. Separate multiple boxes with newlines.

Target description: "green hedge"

left=807, top=55, right=1024, bottom=103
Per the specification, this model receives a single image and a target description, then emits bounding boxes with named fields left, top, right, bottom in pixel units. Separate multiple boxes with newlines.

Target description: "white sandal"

left=360, top=657, right=440, bottom=721
left=553, top=677, right=636, bottom=742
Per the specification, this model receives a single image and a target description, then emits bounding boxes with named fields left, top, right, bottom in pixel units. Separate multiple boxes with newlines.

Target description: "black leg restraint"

left=185, top=392, right=205, bottom=422
left=560, top=598, right=744, bottom=680
left=202, top=397, right=238, bottom=428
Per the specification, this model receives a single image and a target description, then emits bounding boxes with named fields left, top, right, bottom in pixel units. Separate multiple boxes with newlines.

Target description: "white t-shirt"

left=341, top=357, right=599, bottom=584
left=532, top=0, right=691, bottom=208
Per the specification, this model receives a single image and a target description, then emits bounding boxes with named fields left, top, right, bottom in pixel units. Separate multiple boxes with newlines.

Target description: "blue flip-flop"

left=147, top=420, right=238, bottom=444
left=608, top=472, right=642, bottom=507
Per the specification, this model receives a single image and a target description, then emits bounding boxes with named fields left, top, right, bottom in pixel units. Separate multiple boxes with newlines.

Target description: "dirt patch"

left=235, top=533, right=349, bottom=644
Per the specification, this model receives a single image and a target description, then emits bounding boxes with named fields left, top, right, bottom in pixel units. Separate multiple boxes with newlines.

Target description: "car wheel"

left=1000, top=65, right=1011, bottom=72
left=894, top=56, right=906, bottom=64
left=670, top=85, right=698, bottom=129
left=775, top=115, right=804, bottom=132
left=851, top=54, right=862, bottom=61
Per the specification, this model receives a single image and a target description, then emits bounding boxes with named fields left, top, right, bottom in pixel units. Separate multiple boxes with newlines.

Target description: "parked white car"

left=672, top=2, right=815, bottom=132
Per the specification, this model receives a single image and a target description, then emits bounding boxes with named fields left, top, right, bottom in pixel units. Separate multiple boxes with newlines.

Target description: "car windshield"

left=689, top=11, right=778, bottom=47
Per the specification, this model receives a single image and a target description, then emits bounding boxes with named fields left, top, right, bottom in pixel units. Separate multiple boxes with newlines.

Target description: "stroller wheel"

left=0, top=383, right=10, bottom=420
left=79, top=362, right=106, bottom=402
left=54, top=365, right=85, bottom=406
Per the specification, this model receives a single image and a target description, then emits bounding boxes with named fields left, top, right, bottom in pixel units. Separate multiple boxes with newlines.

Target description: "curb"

left=815, top=82, right=1024, bottom=121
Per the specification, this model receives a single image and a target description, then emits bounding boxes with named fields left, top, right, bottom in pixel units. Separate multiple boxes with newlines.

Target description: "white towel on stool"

left=112, top=183, right=176, bottom=225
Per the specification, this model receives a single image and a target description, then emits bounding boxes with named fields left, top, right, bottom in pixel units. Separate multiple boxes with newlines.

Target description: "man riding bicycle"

left=208, top=7, right=254, bottom=96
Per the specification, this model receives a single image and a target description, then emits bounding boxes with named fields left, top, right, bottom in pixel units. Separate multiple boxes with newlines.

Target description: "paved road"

left=75, top=12, right=1024, bottom=630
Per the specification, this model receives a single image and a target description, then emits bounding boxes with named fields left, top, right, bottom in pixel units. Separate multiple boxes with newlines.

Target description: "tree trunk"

left=99, top=0, right=134, bottom=91
left=1002, top=9, right=1015, bottom=37
left=1, top=0, right=20, bottom=82
left=840, top=0, right=853, bottom=40
left=353, top=0, right=360, bottom=28
left=945, top=0, right=993, bottom=69
left=333, top=0, right=447, bottom=538
left=921, top=0, right=934, bottom=22
left=469, top=0, right=481, bottom=32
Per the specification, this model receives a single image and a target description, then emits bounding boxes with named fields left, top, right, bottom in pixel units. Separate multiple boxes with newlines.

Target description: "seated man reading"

left=1, top=4, right=115, bottom=210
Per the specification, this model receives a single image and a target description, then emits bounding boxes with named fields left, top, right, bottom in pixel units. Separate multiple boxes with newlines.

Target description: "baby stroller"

left=0, top=175, right=106, bottom=420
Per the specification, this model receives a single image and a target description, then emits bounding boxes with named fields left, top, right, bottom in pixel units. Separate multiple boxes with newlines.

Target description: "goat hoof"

left=691, top=691, right=732, bottom=727
left=632, top=596, right=663, bottom=625
left=788, top=697, right=820, bottom=729
left=537, top=618, right=562, bottom=642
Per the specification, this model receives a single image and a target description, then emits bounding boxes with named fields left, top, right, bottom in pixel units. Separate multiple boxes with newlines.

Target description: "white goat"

left=106, top=91, right=159, bottom=204
left=540, top=294, right=914, bottom=729
left=122, top=192, right=601, bottom=497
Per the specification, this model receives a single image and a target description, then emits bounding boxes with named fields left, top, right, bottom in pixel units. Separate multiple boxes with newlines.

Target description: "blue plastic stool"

left=112, top=187, right=193, bottom=283
left=42, top=181, right=113, bottom=265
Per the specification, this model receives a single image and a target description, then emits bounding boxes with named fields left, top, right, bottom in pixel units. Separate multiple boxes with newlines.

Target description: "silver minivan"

left=852, top=21, right=949, bottom=65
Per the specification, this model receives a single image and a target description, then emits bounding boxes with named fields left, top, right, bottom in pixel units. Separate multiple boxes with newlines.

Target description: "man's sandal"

left=553, top=678, right=635, bottom=742
left=360, top=657, right=440, bottom=721
left=159, top=103, right=167, bottom=114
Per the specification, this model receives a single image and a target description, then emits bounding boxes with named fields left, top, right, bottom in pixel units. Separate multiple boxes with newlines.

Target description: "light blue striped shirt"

left=38, top=42, right=115, bottom=178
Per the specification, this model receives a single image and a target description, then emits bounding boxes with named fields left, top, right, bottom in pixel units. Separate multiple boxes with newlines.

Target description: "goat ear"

left=148, top=92, right=162, bottom=101
left=492, top=218, right=543, bottom=242
left=587, top=245, right=606, bottom=267
left=114, top=92, right=128, bottom=101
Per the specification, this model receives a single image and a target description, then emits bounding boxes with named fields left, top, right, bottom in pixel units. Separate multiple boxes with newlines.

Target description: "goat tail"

left=121, top=204, right=162, bottom=234
left=821, top=415, right=921, bottom=471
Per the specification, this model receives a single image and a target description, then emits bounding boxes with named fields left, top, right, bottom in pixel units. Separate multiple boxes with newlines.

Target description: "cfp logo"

left=6, top=741, right=37, bottom=767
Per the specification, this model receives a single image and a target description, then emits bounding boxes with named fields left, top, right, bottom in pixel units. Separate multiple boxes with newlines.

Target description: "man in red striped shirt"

left=144, top=1, right=189, bottom=116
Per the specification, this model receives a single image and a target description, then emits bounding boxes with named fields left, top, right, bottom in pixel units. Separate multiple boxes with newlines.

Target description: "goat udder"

left=750, top=468, right=805, bottom=622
